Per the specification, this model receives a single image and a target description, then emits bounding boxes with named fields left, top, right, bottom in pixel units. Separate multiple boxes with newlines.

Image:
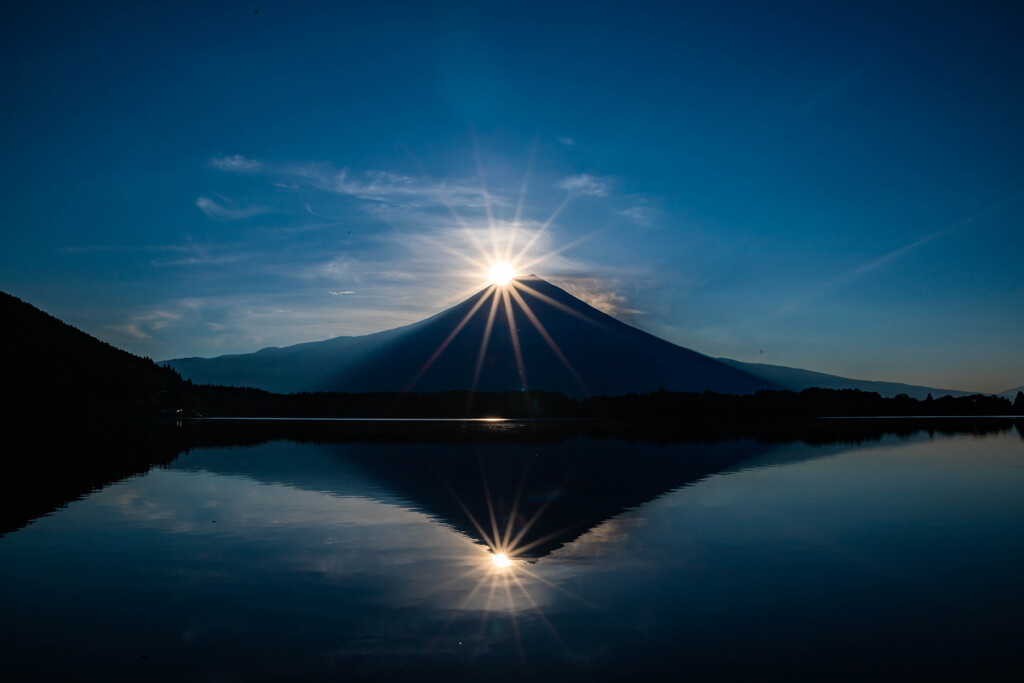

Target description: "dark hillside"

left=0, top=291, right=188, bottom=422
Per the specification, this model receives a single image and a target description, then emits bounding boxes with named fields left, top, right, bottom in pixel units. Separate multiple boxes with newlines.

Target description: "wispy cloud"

left=67, top=239, right=254, bottom=268
left=560, top=174, right=610, bottom=197
left=547, top=276, right=643, bottom=318
left=210, top=154, right=491, bottom=211
left=105, top=308, right=184, bottom=343
left=210, top=154, right=263, bottom=172
left=64, top=244, right=194, bottom=254
left=99, top=153, right=629, bottom=358
left=195, top=196, right=268, bottom=220
left=557, top=136, right=577, bottom=147
left=616, top=205, right=658, bottom=225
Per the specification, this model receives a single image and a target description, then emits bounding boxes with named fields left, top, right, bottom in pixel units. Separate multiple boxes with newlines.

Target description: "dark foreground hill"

left=165, top=276, right=776, bottom=396
left=0, top=291, right=187, bottom=421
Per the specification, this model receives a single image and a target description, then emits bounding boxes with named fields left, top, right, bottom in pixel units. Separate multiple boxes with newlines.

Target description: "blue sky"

left=2, top=1, right=1022, bottom=393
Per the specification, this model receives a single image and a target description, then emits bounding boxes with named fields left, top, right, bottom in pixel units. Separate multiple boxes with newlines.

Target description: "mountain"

left=0, top=290, right=187, bottom=420
left=171, top=434, right=783, bottom=560
left=718, top=358, right=974, bottom=400
left=999, top=385, right=1024, bottom=401
left=0, top=290, right=194, bottom=536
left=165, top=276, right=777, bottom=397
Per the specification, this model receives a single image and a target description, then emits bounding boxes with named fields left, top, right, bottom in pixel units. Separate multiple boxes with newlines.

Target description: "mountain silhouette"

left=164, top=276, right=776, bottom=397
left=719, top=358, right=974, bottom=400
left=0, top=290, right=186, bottom=420
left=171, top=434, right=782, bottom=560
left=999, top=384, right=1024, bottom=401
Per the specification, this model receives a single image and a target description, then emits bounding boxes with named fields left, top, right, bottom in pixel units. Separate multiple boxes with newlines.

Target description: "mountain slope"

left=165, top=276, right=777, bottom=397
left=0, top=290, right=187, bottom=419
left=999, top=385, right=1024, bottom=401
left=718, top=358, right=974, bottom=400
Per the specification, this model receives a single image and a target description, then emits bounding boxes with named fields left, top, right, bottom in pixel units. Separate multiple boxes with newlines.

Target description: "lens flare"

left=488, top=263, right=515, bottom=286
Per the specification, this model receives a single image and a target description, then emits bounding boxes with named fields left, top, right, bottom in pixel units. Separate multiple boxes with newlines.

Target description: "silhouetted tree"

left=1015, top=391, right=1024, bottom=413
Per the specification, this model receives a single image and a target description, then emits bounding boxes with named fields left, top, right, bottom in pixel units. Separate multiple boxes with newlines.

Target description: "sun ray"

left=466, top=288, right=503, bottom=412
left=417, top=234, right=493, bottom=274
left=512, top=193, right=572, bottom=267
left=505, top=139, right=538, bottom=264
left=477, top=573, right=500, bottom=647
left=508, top=570, right=564, bottom=644
left=505, top=472, right=575, bottom=555
left=405, top=286, right=495, bottom=391
left=432, top=192, right=493, bottom=270
left=507, top=284, right=587, bottom=392
left=510, top=280, right=601, bottom=325
left=443, top=480, right=497, bottom=550
left=424, top=560, right=501, bottom=654
left=509, top=521, right=587, bottom=558
left=501, top=466, right=530, bottom=552
left=514, top=563, right=601, bottom=609
left=407, top=155, right=494, bottom=266
left=471, top=131, right=501, bottom=257
left=443, top=280, right=505, bottom=308
left=514, top=224, right=608, bottom=274
left=501, top=572, right=526, bottom=665
left=501, top=286, right=529, bottom=392
left=480, top=462, right=503, bottom=556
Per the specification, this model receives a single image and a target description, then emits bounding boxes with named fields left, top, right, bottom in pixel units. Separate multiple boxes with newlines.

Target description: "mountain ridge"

left=165, top=277, right=1002, bottom=400
left=718, top=358, right=974, bottom=401
left=165, top=276, right=777, bottom=397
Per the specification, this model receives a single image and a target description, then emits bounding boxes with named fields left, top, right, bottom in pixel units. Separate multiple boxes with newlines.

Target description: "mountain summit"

left=164, top=276, right=776, bottom=397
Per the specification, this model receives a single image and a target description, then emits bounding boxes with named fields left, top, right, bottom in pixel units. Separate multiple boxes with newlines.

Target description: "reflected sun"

left=488, top=263, right=516, bottom=286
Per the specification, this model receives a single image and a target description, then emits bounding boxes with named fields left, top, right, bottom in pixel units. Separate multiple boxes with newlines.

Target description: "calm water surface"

left=2, top=425, right=1023, bottom=681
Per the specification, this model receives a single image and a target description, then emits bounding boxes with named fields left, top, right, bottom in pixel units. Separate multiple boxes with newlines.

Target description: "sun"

left=487, top=262, right=516, bottom=286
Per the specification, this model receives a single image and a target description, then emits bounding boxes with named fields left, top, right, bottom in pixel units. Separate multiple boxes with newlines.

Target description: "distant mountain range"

left=163, top=276, right=991, bottom=399
left=717, top=359, right=974, bottom=401
left=1, top=285, right=1014, bottom=408
left=1000, top=385, right=1024, bottom=401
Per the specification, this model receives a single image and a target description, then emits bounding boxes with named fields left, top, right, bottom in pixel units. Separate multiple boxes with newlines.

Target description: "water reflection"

left=1, top=421, right=1023, bottom=680
left=169, top=436, right=784, bottom=562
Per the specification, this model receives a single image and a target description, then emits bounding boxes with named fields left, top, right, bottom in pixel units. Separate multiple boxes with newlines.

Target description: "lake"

left=2, top=420, right=1023, bottom=681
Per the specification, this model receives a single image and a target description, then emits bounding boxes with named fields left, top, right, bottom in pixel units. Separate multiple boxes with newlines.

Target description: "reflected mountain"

left=173, top=436, right=779, bottom=559
left=6, top=418, right=1021, bottom=541
left=168, top=419, right=1022, bottom=560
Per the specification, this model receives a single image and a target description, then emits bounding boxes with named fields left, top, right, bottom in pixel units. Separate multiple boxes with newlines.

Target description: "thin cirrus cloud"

left=559, top=174, right=611, bottom=197
left=208, top=155, right=490, bottom=210
left=616, top=206, right=657, bottom=225
left=195, top=196, right=269, bottom=221
left=209, top=154, right=264, bottom=172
